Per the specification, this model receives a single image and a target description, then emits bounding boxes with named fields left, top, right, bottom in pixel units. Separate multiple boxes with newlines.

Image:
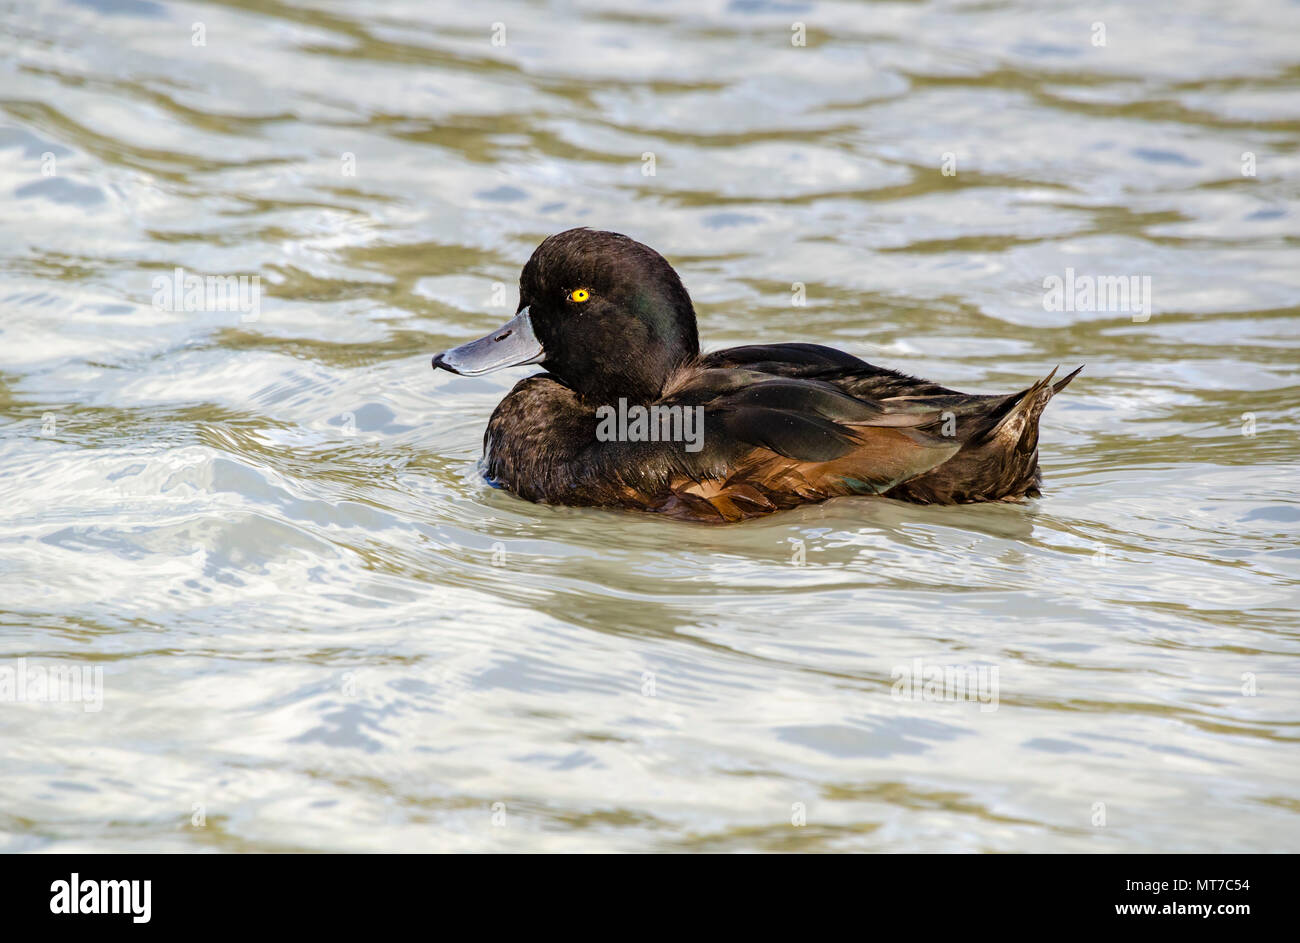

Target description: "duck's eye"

left=567, top=288, right=591, bottom=303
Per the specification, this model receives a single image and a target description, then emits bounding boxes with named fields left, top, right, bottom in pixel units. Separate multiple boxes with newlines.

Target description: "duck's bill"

left=431, top=307, right=545, bottom=376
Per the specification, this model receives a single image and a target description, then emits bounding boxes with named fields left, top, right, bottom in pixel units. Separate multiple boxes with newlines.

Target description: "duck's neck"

left=571, top=344, right=696, bottom=407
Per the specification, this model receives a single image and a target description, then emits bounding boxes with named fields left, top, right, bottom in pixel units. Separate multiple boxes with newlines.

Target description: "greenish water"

left=1, top=0, right=1297, bottom=852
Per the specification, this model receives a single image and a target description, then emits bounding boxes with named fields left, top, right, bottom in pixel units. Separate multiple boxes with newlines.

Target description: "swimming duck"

left=432, top=228, right=1081, bottom=523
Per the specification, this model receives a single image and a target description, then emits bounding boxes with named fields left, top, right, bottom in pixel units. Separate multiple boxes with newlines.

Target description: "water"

left=1, top=0, right=1297, bottom=853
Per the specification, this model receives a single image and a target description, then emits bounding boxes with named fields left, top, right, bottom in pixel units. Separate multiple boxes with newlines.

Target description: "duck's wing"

left=702, top=342, right=961, bottom=398
left=651, top=374, right=960, bottom=522
left=701, top=342, right=874, bottom=375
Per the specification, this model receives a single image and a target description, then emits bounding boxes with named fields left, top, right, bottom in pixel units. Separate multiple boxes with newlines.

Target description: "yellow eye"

left=568, top=288, right=590, bottom=303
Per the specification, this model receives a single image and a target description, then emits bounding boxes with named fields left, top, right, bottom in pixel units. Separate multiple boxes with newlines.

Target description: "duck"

left=432, top=228, right=1081, bottom=523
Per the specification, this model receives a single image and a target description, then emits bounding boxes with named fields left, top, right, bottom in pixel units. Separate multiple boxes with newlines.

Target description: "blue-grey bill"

left=431, top=307, right=545, bottom=376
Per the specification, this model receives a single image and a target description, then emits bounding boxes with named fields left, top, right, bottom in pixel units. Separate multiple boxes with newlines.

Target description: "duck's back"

left=702, top=342, right=959, bottom=398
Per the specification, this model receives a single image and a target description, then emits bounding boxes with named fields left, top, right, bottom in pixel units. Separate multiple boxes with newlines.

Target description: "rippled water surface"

left=2, top=0, right=1298, bottom=852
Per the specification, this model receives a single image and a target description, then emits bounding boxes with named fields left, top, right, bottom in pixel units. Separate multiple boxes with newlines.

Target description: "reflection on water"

left=1, top=0, right=1298, bottom=852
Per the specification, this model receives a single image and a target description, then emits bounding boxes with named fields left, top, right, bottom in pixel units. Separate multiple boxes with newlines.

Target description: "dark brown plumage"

left=432, top=228, right=1081, bottom=523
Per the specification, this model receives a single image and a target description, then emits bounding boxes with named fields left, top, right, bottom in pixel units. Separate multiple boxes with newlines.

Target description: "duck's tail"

left=986, top=364, right=1084, bottom=457
left=884, top=364, right=1082, bottom=504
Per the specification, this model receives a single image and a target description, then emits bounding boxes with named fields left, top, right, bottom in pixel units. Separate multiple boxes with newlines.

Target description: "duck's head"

left=432, top=228, right=699, bottom=404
